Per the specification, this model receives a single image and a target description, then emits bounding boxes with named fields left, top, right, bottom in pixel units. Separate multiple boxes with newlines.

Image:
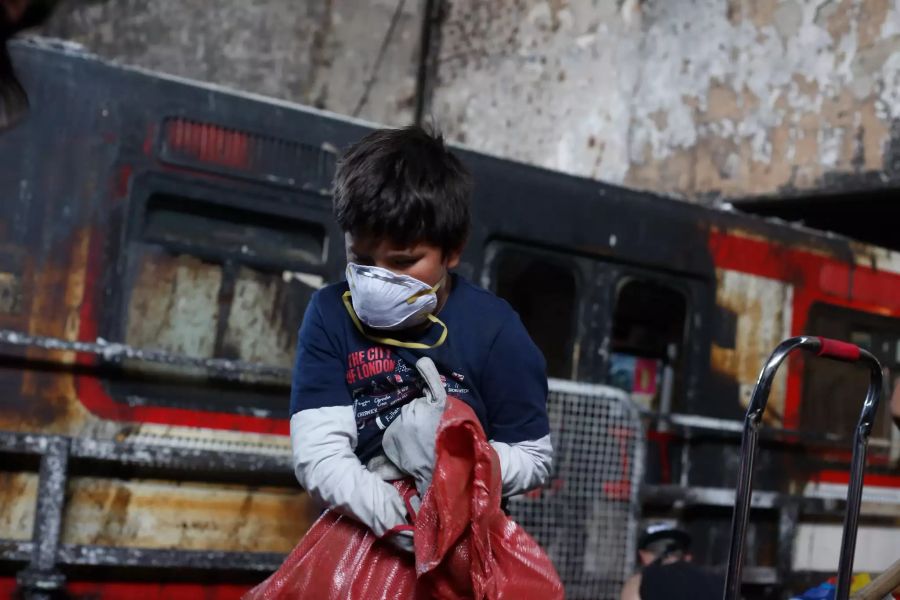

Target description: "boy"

left=289, top=125, right=552, bottom=550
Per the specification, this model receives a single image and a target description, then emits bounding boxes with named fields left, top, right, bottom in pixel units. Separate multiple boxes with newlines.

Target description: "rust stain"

left=0, top=471, right=38, bottom=540
left=91, top=486, right=134, bottom=546
left=63, top=477, right=314, bottom=553
left=8, top=227, right=96, bottom=432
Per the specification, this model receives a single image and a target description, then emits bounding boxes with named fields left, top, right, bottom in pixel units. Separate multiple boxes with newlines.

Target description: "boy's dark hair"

left=333, top=125, right=472, bottom=254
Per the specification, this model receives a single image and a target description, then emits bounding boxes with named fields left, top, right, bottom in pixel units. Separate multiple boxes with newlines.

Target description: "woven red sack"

left=242, top=479, right=419, bottom=600
left=416, top=396, right=564, bottom=599
left=244, top=397, right=563, bottom=600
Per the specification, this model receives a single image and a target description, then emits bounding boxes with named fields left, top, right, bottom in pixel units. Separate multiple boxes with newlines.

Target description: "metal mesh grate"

left=507, top=379, right=644, bottom=600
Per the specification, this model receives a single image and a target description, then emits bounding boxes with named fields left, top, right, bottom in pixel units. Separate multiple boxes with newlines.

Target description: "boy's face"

left=345, top=232, right=461, bottom=289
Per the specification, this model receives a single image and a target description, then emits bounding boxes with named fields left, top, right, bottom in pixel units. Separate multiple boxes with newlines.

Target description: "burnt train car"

left=1, top=39, right=899, bottom=598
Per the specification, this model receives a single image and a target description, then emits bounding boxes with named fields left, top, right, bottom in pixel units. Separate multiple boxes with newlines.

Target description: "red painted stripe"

left=812, top=470, right=900, bottom=488
left=708, top=229, right=900, bottom=312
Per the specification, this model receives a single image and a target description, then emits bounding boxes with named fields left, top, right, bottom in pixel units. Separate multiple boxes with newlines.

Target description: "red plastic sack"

left=244, top=397, right=563, bottom=599
left=243, top=480, right=419, bottom=600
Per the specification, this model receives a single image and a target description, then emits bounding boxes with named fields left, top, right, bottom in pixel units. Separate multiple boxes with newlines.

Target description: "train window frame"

left=481, top=241, right=586, bottom=381
left=801, top=302, right=900, bottom=445
left=141, top=193, right=327, bottom=267
left=116, top=172, right=336, bottom=283
left=98, top=172, right=338, bottom=417
left=131, top=175, right=332, bottom=274
left=606, top=274, right=690, bottom=414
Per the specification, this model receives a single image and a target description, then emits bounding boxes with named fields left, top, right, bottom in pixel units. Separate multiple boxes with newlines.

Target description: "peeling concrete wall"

left=34, top=0, right=900, bottom=200
left=432, top=0, right=900, bottom=200
left=38, top=0, right=423, bottom=126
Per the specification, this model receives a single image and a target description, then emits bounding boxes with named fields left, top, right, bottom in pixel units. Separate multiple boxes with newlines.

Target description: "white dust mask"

left=345, top=263, right=444, bottom=331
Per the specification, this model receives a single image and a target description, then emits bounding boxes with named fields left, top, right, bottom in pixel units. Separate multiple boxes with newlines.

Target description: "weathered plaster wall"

left=35, top=0, right=900, bottom=200
left=38, top=0, right=424, bottom=126
left=433, top=0, right=900, bottom=199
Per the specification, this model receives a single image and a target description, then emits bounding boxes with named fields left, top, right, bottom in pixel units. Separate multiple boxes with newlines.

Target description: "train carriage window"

left=608, top=278, right=687, bottom=411
left=143, top=193, right=326, bottom=267
left=801, top=303, right=900, bottom=441
left=105, top=189, right=328, bottom=417
left=492, top=248, right=579, bottom=380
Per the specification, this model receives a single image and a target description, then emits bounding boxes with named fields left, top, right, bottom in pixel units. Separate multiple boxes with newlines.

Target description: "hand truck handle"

left=815, top=337, right=862, bottom=362
left=723, top=336, right=884, bottom=600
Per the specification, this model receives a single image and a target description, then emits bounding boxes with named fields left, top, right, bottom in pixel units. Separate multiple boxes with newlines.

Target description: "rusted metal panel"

left=0, top=223, right=100, bottom=436
left=62, top=478, right=312, bottom=553
left=0, top=429, right=312, bottom=585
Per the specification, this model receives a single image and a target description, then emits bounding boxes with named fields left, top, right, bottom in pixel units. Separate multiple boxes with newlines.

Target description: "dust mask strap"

left=342, top=291, right=448, bottom=349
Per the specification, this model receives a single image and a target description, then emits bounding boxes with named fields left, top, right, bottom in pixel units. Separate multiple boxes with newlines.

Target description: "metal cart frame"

left=723, top=336, right=884, bottom=600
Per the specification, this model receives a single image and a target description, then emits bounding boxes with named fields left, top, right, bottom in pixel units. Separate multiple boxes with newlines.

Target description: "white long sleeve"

left=490, top=434, right=553, bottom=497
left=290, top=406, right=408, bottom=537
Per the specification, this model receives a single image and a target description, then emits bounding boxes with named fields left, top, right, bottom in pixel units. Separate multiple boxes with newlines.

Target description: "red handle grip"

left=816, top=337, right=861, bottom=361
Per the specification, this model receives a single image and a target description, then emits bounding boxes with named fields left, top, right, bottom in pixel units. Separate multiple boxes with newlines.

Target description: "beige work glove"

left=382, top=357, right=448, bottom=497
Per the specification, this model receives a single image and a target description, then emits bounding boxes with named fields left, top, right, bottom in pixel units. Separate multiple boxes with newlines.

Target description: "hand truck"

left=723, top=336, right=885, bottom=600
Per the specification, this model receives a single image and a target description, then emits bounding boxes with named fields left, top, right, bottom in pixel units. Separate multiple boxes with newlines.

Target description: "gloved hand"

left=366, top=453, right=406, bottom=481
left=291, top=405, right=411, bottom=538
left=380, top=489, right=421, bottom=553
left=366, top=452, right=413, bottom=553
left=385, top=528, right=414, bottom=553
left=382, top=357, right=447, bottom=497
